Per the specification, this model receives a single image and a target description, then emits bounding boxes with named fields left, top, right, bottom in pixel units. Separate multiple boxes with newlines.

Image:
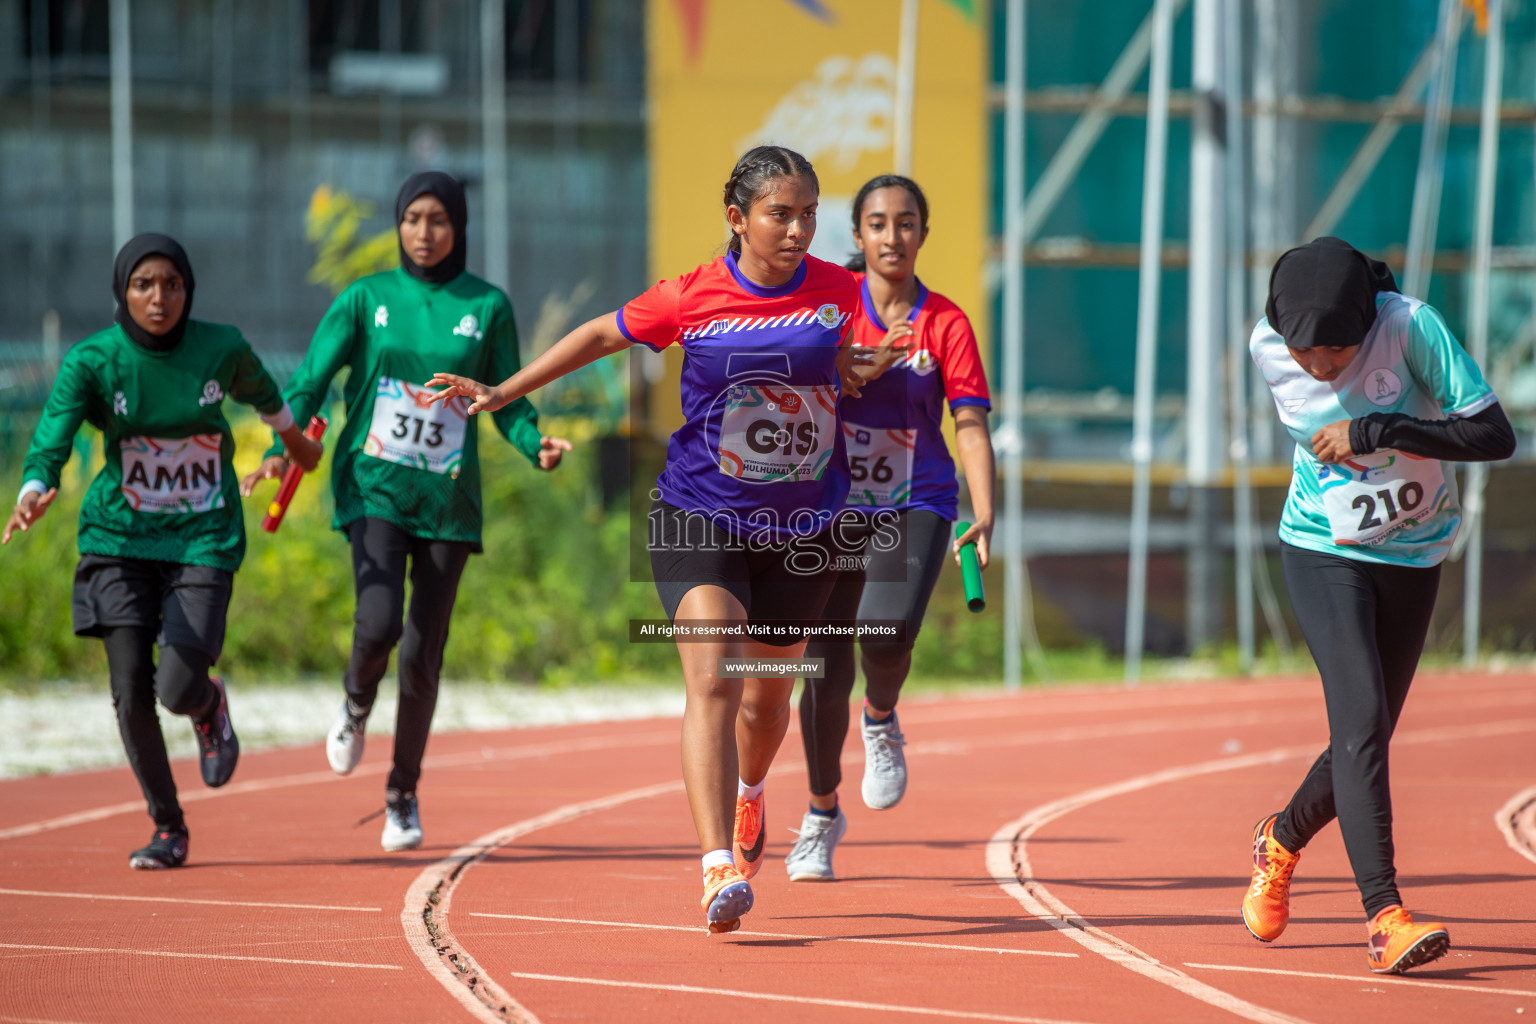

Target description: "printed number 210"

left=1353, top=481, right=1424, bottom=531
left=392, top=413, right=444, bottom=448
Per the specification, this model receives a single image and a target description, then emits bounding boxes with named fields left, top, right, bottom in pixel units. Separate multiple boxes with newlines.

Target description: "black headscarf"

left=113, top=233, right=196, bottom=352
left=396, top=171, right=468, bottom=285
left=1265, top=236, right=1399, bottom=349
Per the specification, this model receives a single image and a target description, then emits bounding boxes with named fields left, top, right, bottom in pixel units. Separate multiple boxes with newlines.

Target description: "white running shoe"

left=860, top=710, right=907, bottom=810
left=784, top=808, right=847, bottom=881
left=381, top=790, right=423, bottom=851
left=326, top=699, right=369, bottom=776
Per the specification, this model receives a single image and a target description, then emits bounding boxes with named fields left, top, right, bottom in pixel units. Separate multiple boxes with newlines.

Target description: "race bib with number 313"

left=1318, top=449, right=1450, bottom=547
left=364, top=377, right=467, bottom=477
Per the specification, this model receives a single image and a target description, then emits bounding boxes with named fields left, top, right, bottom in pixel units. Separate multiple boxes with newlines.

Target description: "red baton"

left=261, top=415, right=327, bottom=534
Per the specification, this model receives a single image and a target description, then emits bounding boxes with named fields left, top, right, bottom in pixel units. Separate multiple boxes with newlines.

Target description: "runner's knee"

left=155, top=645, right=215, bottom=717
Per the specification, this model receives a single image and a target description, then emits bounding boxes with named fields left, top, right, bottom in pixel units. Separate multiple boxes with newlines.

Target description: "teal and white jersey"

left=1250, top=292, right=1497, bottom=568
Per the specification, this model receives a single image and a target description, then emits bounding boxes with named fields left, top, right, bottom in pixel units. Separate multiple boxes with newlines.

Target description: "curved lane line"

left=1495, top=784, right=1536, bottom=867
left=0, top=942, right=400, bottom=970
left=1183, top=961, right=1536, bottom=999
left=988, top=716, right=1536, bottom=1024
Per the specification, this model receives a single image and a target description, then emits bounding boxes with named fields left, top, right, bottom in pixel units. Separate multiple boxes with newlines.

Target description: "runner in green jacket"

left=241, top=171, right=570, bottom=851
left=4, top=233, right=323, bottom=870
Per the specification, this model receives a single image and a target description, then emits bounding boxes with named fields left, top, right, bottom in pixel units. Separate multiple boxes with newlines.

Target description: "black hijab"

left=1265, top=236, right=1399, bottom=349
left=113, top=233, right=196, bottom=352
left=396, top=171, right=468, bottom=285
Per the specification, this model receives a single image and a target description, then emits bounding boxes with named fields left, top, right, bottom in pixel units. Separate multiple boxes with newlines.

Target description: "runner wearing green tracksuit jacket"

left=242, top=171, right=570, bottom=852
left=4, top=233, right=323, bottom=870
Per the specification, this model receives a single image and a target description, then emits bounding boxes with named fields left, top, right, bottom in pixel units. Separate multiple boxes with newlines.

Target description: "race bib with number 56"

left=364, top=377, right=467, bottom=477
left=1318, top=449, right=1450, bottom=547
left=842, top=420, right=915, bottom=507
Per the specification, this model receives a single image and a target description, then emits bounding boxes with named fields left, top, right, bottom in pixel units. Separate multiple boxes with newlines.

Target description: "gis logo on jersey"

left=767, top=390, right=802, bottom=415
left=1365, top=368, right=1403, bottom=406
left=815, top=303, right=843, bottom=329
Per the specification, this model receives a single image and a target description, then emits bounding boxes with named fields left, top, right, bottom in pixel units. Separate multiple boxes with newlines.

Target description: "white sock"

left=738, top=778, right=764, bottom=800
left=702, top=849, right=735, bottom=874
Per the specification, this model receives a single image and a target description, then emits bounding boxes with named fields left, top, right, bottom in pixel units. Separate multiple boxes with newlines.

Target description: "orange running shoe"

left=1367, top=906, right=1449, bottom=974
left=700, top=863, right=753, bottom=934
left=733, top=791, right=765, bottom=879
left=1242, top=814, right=1301, bottom=942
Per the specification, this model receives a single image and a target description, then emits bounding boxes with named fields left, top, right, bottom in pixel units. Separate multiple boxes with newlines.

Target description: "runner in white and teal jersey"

left=241, top=171, right=570, bottom=853
left=3, top=233, right=323, bottom=870
left=1240, top=237, right=1516, bottom=974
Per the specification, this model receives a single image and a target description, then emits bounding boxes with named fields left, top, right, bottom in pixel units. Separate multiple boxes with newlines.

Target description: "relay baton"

left=954, top=521, right=986, bottom=613
left=261, top=416, right=327, bottom=534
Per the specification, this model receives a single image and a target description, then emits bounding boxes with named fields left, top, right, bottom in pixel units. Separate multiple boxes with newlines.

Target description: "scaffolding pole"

left=110, top=0, right=134, bottom=251
left=894, top=0, right=920, bottom=176
left=1125, top=0, right=1175, bottom=684
left=1222, top=0, right=1254, bottom=673
left=481, top=0, right=510, bottom=291
left=1404, top=0, right=1462, bottom=299
left=1001, top=0, right=1026, bottom=690
left=1463, top=0, right=1504, bottom=666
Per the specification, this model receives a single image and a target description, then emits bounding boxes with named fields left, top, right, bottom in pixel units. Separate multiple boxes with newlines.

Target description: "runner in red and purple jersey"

left=425, top=146, right=862, bottom=933
left=786, top=175, right=997, bottom=882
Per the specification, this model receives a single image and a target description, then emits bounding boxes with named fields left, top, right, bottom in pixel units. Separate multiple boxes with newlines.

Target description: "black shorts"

left=72, top=555, right=234, bottom=662
left=648, top=500, right=839, bottom=648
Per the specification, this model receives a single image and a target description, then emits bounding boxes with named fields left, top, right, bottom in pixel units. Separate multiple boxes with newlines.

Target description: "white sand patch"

left=0, top=681, right=683, bottom=779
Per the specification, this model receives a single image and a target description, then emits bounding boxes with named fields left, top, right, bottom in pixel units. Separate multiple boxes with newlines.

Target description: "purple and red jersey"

left=839, top=274, right=991, bottom=519
left=619, top=251, right=859, bottom=540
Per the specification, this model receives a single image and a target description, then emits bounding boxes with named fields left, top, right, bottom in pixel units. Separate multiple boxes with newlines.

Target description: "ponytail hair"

left=723, top=145, right=819, bottom=253
left=846, top=174, right=931, bottom=272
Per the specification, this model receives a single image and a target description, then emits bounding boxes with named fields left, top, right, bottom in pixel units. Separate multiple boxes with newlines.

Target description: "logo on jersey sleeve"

left=452, top=314, right=483, bottom=340
left=197, top=380, right=225, bottom=407
left=374, top=305, right=389, bottom=328
left=903, top=349, right=938, bottom=376
left=1365, top=368, right=1403, bottom=406
left=113, top=391, right=128, bottom=416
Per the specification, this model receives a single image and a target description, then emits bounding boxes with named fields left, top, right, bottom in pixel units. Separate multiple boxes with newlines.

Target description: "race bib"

left=1318, top=449, right=1449, bottom=547
left=364, top=377, right=467, bottom=476
left=716, top=382, right=838, bottom=484
left=842, top=420, right=915, bottom=507
left=120, top=434, right=224, bottom=514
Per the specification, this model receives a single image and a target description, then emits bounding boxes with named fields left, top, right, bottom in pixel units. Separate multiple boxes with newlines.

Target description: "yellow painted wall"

left=644, top=0, right=989, bottom=437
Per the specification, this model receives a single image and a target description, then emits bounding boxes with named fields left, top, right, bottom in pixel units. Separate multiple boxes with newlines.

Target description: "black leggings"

left=103, top=628, right=217, bottom=830
left=798, top=510, right=951, bottom=797
left=1274, top=541, right=1441, bottom=919
left=345, top=517, right=472, bottom=795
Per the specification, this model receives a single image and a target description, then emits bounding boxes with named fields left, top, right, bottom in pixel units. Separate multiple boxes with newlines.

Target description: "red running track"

left=2, top=673, right=1533, bottom=1024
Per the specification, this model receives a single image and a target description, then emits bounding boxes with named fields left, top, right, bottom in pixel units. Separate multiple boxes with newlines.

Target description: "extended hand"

left=425, top=373, right=506, bottom=415
left=836, top=345, right=866, bottom=399
left=2, top=487, right=57, bottom=545
left=538, top=436, right=573, bottom=470
left=239, top=455, right=289, bottom=497
left=859, top=320, right=915, bottom=383
left=1310, top=420, right=1355, bottom=463
left=953, top=518, right=993, bottom=570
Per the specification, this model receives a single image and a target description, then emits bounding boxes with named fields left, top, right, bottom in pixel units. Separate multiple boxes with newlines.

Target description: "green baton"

left=954, top=521, right=986, bottom=613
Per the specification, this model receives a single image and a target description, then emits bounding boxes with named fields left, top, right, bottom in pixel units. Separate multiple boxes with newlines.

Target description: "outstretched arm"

left=428, top=312, right=632, bottom=415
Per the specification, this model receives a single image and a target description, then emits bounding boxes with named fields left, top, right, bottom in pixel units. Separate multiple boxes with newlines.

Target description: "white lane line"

left=469, top=911, right=1078, bottom=959
left=401, top=780, right=685, bottom=1024
left=506, top=972, right=1104, bottom=1024
left=1494, top=784, right=1536, bottom=867
left=987, top=716, right=1536, bottom=1024
left=0, top=729, right=677, bottom=842
left=1184, top=962, right=1536, bottom=999
left=1, top=1016, right=102, bottom=1024
left=0, top=887, right=380, bottom=913
left=0, top=942, right=401, bottom=970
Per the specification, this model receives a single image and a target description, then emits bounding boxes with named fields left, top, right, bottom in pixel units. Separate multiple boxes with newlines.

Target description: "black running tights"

left=345, top=517, right=472, bottom=795
left=103, top=627, right=217, bottom=830
left=1273, top=542, right=1441, bottom=919
left=798, top=510, right=950, bottom=797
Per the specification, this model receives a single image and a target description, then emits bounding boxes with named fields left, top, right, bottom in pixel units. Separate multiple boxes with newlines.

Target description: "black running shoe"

left=194, top=676, right=239, bottom=788
left=129, top=825, right=189, bottom=870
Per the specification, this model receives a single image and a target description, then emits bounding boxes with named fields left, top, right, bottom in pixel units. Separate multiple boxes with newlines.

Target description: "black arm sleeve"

left=1350, top=402, right=1517, bottom=463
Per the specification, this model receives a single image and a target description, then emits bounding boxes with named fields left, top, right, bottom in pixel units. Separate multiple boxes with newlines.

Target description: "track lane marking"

left=0, top=942, right=401, bottom=970
left=468, top=911, right=1078, bottom=958
left=1495, top=784, right=1536, bottom=867
left=988, top=717, right=1536, bottom=1024
left=506, top=972, right=1106, bottom=1024
left=0, top=887, right=379, bottom=913
left=1183, top=962, right=1536, bottom=999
